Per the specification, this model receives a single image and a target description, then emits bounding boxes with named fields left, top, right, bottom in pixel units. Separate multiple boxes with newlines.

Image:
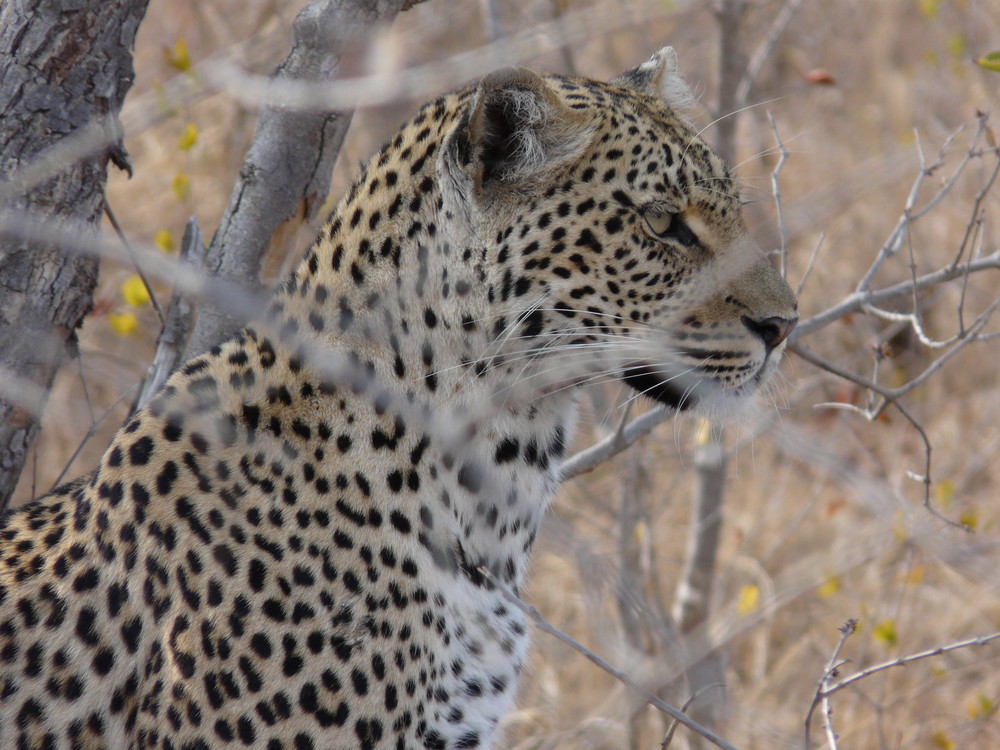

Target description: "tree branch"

left=182, top=0, right=410, bottom=359
left=131, top=217, right=207, bottom=413
left=559, top=406, right=670, bottom=481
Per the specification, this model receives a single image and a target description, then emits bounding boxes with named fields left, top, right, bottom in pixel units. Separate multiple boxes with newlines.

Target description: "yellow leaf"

left=905, top=565, right=924, bottom=585
left=108, top=311, right=138, bottom=336
left=958, top=508, right=978, bottom=531
left=736, top=584, right=759, bottom=615
left=936, top=479, right=955, bottom=508
left=918, top=0, right=940, bottom=18
left=154, top=229, right=175, bottom=253
left=977, top=51, right=1000, bottom=73
left=179, top=122, right=198, bottom=151
left=968, top=693, right=995, bottom=719
left=930, top=730, right=954, bottom=749
left=172, top=173, right=191, bottom=201
left=121, top=275, right=151, bottom=308
left=947, top=34, right=966, bottom=59
left=164, top=38, right=192, bottom=72
left=873, top=618, right=897, bottom=647
left=817, top=574, right=840, bottom=599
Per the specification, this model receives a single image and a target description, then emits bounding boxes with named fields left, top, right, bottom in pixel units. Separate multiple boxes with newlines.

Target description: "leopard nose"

left=741, top=314, right=797, bottom=351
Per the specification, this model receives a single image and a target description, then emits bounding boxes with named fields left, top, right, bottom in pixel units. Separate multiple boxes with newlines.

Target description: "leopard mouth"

left=621, top=362, right=702, bottom=410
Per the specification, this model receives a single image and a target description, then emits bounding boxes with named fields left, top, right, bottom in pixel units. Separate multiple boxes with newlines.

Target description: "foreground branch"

left=559, top=405, right=670, bottom=481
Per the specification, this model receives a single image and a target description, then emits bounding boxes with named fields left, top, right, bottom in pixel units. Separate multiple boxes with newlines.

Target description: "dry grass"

left=9, top=0, right=1000, bottom=747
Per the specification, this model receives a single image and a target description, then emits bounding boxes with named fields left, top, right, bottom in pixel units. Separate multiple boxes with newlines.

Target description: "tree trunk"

left=0, top=0, right=150, bottom=511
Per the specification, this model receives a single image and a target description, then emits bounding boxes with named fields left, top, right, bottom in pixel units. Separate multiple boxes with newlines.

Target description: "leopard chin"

left=621, top=362, right=705, bottom=410
left=621, top=354, right=778, bottom=414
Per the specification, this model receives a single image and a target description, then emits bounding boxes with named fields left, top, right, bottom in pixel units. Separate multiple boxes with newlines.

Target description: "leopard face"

left=425, top=49, right=798, bottom=417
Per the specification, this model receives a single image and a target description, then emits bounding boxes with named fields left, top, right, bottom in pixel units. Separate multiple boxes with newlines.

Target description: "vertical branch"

left=768, top=112, right=790, bottom=278
left=616, top=446, right=654, bottom=750
left=672, top=426, right=728, bottom=741
left=131, top=217, right=207, bottom=413
left=711, top=0, right=747, bottom=164
left=182, top=0, right=410, bottom=359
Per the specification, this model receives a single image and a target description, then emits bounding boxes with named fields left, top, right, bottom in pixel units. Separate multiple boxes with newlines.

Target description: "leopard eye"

left=642, top=208, right=698, bottom=247
left=642, top=208, right=672, bottom=236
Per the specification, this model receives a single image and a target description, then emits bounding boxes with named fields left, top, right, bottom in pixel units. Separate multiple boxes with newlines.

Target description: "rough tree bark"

left=0, top=0, right=151, bottom=511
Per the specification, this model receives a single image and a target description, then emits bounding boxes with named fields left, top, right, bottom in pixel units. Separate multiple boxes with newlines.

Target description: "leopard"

left=0, top=47, right=797, bottom=750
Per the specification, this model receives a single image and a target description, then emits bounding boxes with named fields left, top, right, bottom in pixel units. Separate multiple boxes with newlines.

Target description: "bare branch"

left=559, top=406, right=669, bottom=481
left=821, top=630, right=1000, bottom=699
left=804, top=619, right=857, bottom=750
left=661, top=684, right=726, bottom=750
left=767, top=112, right=790, bottom=278
left=791, top=249, right=1000, bottom=339
left=132, top=217, right=208, bottom=413
left=853, top=121, right=987, bottom=294
left=733, top=0, right=806, bottom=110
left=795, top=232, right=825, bottom=297
left=104, top=203, right=165, bottom=325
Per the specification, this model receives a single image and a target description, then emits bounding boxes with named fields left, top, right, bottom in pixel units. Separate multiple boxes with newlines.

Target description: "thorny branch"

left=804, top=618, right=857, bottom=750
left=786, top=114, right=1000, bottom=523
left=804, top=623, right=1000, bottom=749
left=821, top=630, right=1000, bottom=698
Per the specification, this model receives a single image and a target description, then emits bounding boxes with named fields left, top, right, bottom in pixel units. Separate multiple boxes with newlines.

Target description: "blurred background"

left=8, top=0, right=1000, bottom=747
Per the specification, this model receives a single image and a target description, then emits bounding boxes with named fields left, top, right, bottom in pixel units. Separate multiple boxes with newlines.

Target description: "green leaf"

left=978, top=51, right=1000, bottom=73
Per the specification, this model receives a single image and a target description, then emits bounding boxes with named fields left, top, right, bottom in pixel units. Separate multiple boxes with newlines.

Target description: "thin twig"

left=767, top=111, right=790, bottom=278
left=104, top=203, right=165, bottom=324
left=788, top=340, right=982, bottom=529
left=795, top=231, right=825, bottom=297
left=733, top=0, right=806, bottom=109
left=479, top=567, right=743, bottom=750
left=661, top=683, right=726, bottom=749
left=49, top=384, right=139, bottom=490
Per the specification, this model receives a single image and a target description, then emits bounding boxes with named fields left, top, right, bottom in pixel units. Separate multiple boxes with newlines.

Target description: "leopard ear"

left=457, top=67, right=590, bottom=189
left=612, top=46, right=697, bottom=113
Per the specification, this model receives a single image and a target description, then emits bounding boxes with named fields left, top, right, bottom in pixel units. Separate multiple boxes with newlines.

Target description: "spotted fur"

left=0, top=48, right=796, bottom=749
